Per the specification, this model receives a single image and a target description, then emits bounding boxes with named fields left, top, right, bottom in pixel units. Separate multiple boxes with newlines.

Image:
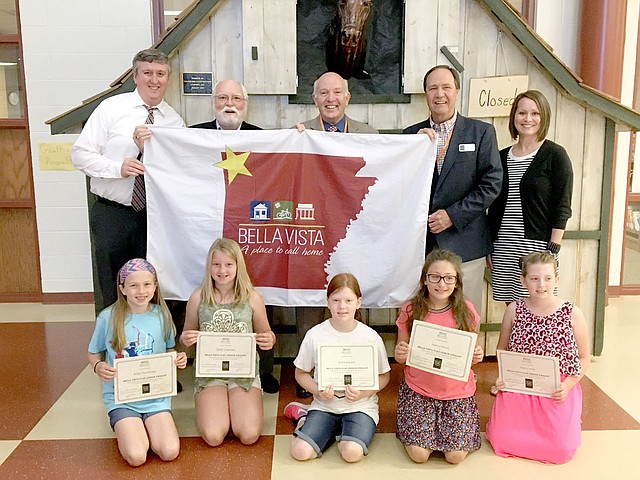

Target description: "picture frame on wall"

left=294, top=0, right=406, bottom=102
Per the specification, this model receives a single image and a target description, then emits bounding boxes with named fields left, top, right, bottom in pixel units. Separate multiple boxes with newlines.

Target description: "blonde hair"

left=327, top=273, right=363, bottom=321
left=407, top=249, right=476, bottom=332
left=520, top=251, right=558, bottom=276
left=200, top=238, right=253, bottom=306
left=110, top=263, right=174, bottom=353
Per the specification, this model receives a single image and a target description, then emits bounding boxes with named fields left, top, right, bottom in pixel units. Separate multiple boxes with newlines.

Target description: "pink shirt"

left=397, top=300, right=479, bottom=400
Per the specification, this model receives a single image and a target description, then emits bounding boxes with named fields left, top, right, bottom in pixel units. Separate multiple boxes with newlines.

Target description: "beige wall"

left=162, top=0, right=609, bottom=353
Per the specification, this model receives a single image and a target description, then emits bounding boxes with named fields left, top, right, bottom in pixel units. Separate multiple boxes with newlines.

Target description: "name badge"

left=459, top=143, right=476, bottom=152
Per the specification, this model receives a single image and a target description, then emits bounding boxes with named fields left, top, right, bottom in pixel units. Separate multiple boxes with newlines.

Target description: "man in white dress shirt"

left=72, top=48, right=184, bottom=310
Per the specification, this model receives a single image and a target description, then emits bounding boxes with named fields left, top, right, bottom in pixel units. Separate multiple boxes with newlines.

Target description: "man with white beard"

left=188, top=79, right=280, bottom=394
left=191, top=79, right=260, bottom=130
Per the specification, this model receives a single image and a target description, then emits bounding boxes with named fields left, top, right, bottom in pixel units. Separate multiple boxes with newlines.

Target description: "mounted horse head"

left=327, top=0, right=373, bottom=79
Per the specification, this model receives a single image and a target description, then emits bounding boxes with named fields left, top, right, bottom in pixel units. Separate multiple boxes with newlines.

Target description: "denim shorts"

left=294, top=409, right=376, bottom=456
left=108, top=407, right=171, bottom=430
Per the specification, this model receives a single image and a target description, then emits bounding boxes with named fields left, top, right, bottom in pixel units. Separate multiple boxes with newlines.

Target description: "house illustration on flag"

left=250, top=201, right=270, bottom=221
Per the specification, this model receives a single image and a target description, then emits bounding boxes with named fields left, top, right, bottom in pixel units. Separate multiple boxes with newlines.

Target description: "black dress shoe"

left=260, top=373, right=280, bottom=394
left=296, top=383, right=312, bottom=399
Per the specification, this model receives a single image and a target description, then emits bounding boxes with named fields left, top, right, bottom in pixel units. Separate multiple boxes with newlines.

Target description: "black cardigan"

left=488, top=140, right=573, bottom=241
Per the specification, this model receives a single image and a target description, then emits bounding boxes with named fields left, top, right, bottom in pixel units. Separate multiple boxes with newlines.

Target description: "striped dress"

left=491, top=147, right=550, bottom=302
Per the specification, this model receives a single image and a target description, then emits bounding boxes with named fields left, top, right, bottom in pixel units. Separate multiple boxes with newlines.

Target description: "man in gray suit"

left=403, top=65, right=502, bottom=314
left=296, top=71, right=377, bottom=133
left=293, top=71, right=377, bottom=398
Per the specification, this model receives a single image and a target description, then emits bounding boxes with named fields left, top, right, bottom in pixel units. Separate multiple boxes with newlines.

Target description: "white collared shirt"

left=72, top=89, right=184, bottom=205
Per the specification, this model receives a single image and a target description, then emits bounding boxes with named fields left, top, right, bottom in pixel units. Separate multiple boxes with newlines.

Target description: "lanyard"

left=435, top=126, right=455, bottom=171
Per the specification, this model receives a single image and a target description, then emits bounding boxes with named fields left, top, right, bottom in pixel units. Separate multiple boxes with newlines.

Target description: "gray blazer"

left=300, top=115, right=378, bottom=134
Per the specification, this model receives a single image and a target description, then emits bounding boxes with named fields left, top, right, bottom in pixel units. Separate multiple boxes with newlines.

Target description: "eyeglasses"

left=214, top=94, right=246, bottom=104
left=426, top=274, right=457, bottom=285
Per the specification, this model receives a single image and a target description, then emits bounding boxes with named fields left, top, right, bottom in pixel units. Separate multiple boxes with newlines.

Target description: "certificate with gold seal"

left=497, top=350, right=560, bottom=398
left=406, top=322, right=477, bottom=381
left=113, top=351, right=177, bottom=404
left=317, top=344, right=379, bottom=391
left=196, top=332, right=256, bottom=378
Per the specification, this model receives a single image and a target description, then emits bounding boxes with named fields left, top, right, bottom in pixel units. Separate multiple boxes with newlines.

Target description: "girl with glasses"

left=394, top=249, right=484, bottom=464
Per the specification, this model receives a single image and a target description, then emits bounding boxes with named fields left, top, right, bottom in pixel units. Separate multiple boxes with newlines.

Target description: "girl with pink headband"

left=87, top=258, right=188, bottom=466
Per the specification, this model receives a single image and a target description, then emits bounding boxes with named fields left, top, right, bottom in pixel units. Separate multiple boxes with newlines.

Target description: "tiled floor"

left=1, top=297, right=639, bottom=479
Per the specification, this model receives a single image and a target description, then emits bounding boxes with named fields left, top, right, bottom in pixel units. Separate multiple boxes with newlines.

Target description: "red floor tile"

left=0, top=322, right=96, bottom=440
left=0, top=437, right=274, bottom=479
left=277, top=360, right=640, bottom=435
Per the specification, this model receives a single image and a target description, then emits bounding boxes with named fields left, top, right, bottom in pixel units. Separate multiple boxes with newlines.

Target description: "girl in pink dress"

left=486, top=251, right=590, bottom=464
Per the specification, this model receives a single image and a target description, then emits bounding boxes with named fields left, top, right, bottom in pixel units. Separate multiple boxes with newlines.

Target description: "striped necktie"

left=131, top=105, right=156, bottom=212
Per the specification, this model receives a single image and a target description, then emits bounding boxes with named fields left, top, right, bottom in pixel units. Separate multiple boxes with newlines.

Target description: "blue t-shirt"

left=88, top=304, right=176, bottom=413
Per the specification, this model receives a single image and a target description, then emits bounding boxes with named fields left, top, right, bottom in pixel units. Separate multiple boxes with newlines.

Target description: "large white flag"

left=145, top=127, right=435, bottom=307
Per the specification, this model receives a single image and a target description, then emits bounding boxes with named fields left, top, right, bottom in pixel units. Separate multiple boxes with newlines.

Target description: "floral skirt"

left=396, top=380, right=481, bottom=452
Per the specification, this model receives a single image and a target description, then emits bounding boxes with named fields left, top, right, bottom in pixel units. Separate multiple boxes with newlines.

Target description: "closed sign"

left=467, top=75, right=529, bottom=118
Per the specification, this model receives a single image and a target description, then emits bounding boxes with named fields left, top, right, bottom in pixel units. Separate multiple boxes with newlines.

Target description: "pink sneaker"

left=284, top=402, right=308, bottom=423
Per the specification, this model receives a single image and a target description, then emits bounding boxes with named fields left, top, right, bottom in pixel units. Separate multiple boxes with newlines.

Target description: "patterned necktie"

left=131, top=105, right=156, bottom=212
left=328, top=124, right=338, bottom=132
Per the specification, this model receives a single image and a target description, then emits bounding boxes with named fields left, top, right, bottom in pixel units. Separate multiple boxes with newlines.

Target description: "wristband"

left=547, top=241, right=561, bottom=254
left=93, top=360, right=104, bottom=373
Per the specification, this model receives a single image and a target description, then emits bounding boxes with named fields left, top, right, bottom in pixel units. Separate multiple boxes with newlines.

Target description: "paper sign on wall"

left=38, top=142, right=75, bottom=171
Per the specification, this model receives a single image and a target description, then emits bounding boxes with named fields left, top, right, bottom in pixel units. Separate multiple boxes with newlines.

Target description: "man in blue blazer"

left=403, top=65, right=502, bottom=314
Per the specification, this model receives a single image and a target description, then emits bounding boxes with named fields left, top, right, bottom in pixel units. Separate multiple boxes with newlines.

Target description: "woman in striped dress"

left=488, top=90, right=573, bottom=303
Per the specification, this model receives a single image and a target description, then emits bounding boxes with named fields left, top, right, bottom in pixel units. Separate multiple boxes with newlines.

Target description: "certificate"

left=113, top=351, right=177, bottom=404
left=196, top=332, right=256, bottom=378
left=317, top=344, right=379, bottom=391
left=406, top=322, right=477, bottom=381
left=497, top=350, right=560, bottom=398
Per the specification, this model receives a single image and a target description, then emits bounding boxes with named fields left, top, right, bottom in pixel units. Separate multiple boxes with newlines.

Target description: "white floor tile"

left=0, top=303, right=95, bottom=323
left=272, top=431, right=640, bottom=480
left=0, top=441, right=21, bottom=465
left=26, top=363, right=281, bottom=440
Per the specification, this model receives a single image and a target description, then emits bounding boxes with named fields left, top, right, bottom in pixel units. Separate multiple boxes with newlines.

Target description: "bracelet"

left=547, top=241, right=561, bottom=254
left=93, top=360, right=104, bottom=373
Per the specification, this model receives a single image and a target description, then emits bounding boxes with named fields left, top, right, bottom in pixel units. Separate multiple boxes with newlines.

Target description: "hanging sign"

left=468, top=75, right=529, bottom=118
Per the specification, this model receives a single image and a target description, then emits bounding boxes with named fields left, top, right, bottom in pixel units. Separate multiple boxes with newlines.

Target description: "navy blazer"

left=189, top=119, right=262, bottom=130
left=403, top=114, right=502, bottom=262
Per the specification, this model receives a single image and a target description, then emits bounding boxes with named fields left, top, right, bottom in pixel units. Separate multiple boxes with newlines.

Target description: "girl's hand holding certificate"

left=394, top=341, right=409, bottom=364
left=318, top=384, right=335, bottom=401
left=94, top=361, right=116, bottom=382
left=344, top=385, right=374, bottom=402
left=174, top=351, right=188, bottom=369
left=180, top=329, right=200, bottom=347
left=472, top=345, right=484, bottom=365
left=256, top=331, right=276, bottom=350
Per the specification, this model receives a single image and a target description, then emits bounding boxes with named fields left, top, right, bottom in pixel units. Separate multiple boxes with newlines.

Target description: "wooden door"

left=0, top=2, right=42, bottom=301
